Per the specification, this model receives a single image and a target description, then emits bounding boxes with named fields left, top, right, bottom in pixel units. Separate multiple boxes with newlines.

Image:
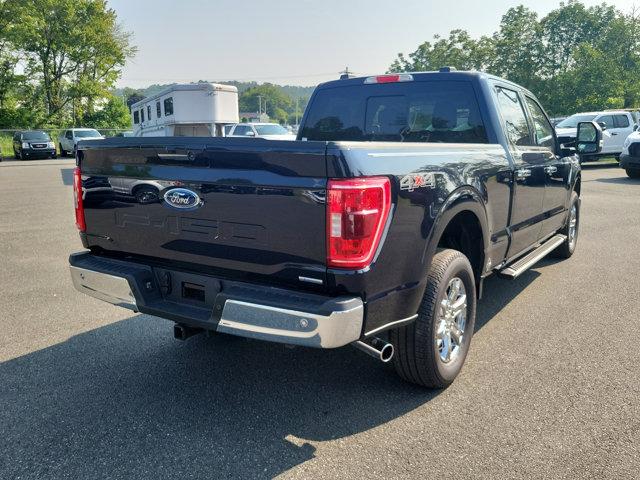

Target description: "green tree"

left=490, top=6, right=543, bottom=89
left=389, top=29, right=494, bottom=72
left=239, top=83, right=294, bottom=123
left=390, top=1, right=640, bottom=116
left=82, top=95, right=131, bottom=128
left=4, top=0, right=135, bottom=125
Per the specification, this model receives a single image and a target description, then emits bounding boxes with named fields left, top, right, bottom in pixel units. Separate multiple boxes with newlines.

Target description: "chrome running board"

left=499, top=234, right=566, bottom=279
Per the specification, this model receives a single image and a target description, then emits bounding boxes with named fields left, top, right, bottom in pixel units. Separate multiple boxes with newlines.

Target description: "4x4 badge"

left=400, top=173, right=435, bottom=192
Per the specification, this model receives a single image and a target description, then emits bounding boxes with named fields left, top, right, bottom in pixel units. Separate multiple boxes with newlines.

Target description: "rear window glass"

left=300, top=81, right=487, bottom=143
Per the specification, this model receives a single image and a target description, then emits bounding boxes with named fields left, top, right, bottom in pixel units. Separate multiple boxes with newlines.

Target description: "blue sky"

left=109, top=0, right=637, bottom=88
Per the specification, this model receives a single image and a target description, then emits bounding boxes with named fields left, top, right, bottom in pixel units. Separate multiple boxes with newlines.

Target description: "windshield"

left=300, top=81, right=488, bottom=143
left=255, top=124, right=289, bottom=135
left=75, top=129, right=101, bottom=138
left=22, top=131, right=50, bottom=141
left=556, top=114, right=597, bottom=128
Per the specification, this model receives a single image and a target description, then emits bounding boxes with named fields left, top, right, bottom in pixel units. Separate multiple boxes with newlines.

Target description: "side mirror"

left=634, top=124, right=638, bottom=132
left=577, top=121, right=603, bottom=155
left=597, top=121, right=607, bottom=131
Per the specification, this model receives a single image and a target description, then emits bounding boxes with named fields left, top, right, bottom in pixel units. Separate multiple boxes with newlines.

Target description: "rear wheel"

left=626, top=168, right=640, bottom=179
left=554, top=191, right=580, bottom=259
left=390, top=249, right=476, bottom=388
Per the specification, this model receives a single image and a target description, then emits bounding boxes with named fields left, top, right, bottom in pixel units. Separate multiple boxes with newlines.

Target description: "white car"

left=555, top=111, right=636, bottom=157
left=58, top=128, right=104, bottom=156
left=225, top=123, right=296, bottom=140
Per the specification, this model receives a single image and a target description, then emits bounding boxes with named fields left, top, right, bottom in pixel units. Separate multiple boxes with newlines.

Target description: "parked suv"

left=12, top=131, right=57, bottom=160
left=58, top=128, right=104, bottom=156
left=555, top=111, right=635, bottom=158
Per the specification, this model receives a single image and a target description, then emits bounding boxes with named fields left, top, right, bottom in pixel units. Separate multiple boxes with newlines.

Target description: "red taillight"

left=73, top=167, right=86, bottom=232
left=327, top=177, right=391, bottom=269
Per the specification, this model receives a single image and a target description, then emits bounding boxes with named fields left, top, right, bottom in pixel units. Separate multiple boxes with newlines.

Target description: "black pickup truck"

left=69, top=70, right=602, bottom=388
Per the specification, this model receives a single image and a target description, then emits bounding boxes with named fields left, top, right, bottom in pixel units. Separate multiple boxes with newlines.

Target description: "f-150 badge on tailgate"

left=163, top=188, right=203, bottom=210
left=400, top=173, right=436, bottom=192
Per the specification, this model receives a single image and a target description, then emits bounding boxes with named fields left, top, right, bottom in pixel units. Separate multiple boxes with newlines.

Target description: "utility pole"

left=257, top=95, right=263, bottom=115
left=295, top=96, right=299, bottom=125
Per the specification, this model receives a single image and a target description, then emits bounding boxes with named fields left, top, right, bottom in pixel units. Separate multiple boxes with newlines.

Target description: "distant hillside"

left=115, top=81, right=315, bottom=101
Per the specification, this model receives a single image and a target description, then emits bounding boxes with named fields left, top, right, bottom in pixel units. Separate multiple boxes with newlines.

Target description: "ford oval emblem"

left=163, top=188, right=203, bottom=210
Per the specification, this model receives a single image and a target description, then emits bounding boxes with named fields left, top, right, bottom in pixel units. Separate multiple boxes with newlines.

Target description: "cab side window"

left=495, top=87, right=532, bottom=147
left=65, top=131, right=73, bottom=139
left=614, top=114, right=630, bottom=128
left=525, top=97, right=555, bottom=151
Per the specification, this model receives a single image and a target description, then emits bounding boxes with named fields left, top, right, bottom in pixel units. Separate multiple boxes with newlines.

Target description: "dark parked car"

left=68, top=69, right=602, bottom=388
left=12, top=130, right=57, bottom=160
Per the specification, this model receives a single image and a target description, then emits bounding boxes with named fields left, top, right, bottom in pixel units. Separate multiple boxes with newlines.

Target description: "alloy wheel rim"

left=568, top=204, right=578, bottom=249
left=435, top=277, right=467, bottom=364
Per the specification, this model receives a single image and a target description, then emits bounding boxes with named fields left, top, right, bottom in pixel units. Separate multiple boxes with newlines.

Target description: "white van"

left=131, top=83, right=239, bottom=137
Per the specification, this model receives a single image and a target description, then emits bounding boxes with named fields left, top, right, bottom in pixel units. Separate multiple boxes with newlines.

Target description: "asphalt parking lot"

left=1, top=159, right=639, bottom=479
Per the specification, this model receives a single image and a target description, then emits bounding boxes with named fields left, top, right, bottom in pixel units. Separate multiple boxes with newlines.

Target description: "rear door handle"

left=515, top=168, right=532, bottom=180
left=544, top=166, right=558, bottom=174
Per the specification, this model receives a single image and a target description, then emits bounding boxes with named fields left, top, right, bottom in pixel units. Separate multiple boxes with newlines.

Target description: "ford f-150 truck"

left=69, top=70, right=602, bottom=388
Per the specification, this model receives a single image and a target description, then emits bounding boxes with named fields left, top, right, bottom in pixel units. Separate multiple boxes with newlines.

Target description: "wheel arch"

left=422, top=187, right=490, bottom=286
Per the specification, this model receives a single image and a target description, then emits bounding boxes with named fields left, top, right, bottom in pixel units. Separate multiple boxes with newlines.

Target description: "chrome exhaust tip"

left=353, top=337, right=394, bottom=363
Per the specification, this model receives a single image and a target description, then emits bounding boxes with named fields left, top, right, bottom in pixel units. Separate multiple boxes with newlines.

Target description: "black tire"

left=626, top=168, right=640, bottom=179
left=59, top=144, right=66, bottom=157
left=554, top=191, right=580, bottom=259
left=16, top=149, right=22, bottom=160
left=390, top=249, right=477, bottom=388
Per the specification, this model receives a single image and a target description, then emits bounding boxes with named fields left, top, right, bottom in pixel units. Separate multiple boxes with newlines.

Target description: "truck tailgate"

left=79, top=138, right=328, bottom=287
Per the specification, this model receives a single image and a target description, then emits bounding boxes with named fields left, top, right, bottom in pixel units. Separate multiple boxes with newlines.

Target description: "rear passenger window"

left=140, top=108, right=145, bottom=123
left=147, top=105, right=152, bottom=120
left=164, top=97, right=174, bottom=116
left=301, top=81, right=487, bottom=143
left=614, top=115, right=630, bottom=128
left=495, top=87, right=531, bottom=146
left=133, top=111, right=139, bottom=124
left=525, top=96, right=555, bottom=150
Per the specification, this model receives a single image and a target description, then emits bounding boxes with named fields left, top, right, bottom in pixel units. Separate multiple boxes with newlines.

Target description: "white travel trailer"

left=131, top=83, right=239, bottom=137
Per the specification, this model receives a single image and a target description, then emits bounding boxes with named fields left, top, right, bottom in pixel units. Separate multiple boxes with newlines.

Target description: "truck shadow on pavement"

left=1, top=271, right=540, bottom=479
left=593, top=176, right=640, bottom=185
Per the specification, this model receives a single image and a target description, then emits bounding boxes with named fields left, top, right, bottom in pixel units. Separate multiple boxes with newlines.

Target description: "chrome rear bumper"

left=69, top=254, right=363, bottom=349
left=70, top=265, right=137, bottom=311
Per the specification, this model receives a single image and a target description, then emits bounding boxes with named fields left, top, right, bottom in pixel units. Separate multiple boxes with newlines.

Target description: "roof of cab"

left=316, top=69, right=534, bottom=97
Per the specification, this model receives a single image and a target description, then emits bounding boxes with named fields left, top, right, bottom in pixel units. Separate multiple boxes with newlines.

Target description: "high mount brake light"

left=73, top=167, right=86, bottom=232
left=364, top=74, right=414, bottom=84
left=327, top=177, right=391, bottom=270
